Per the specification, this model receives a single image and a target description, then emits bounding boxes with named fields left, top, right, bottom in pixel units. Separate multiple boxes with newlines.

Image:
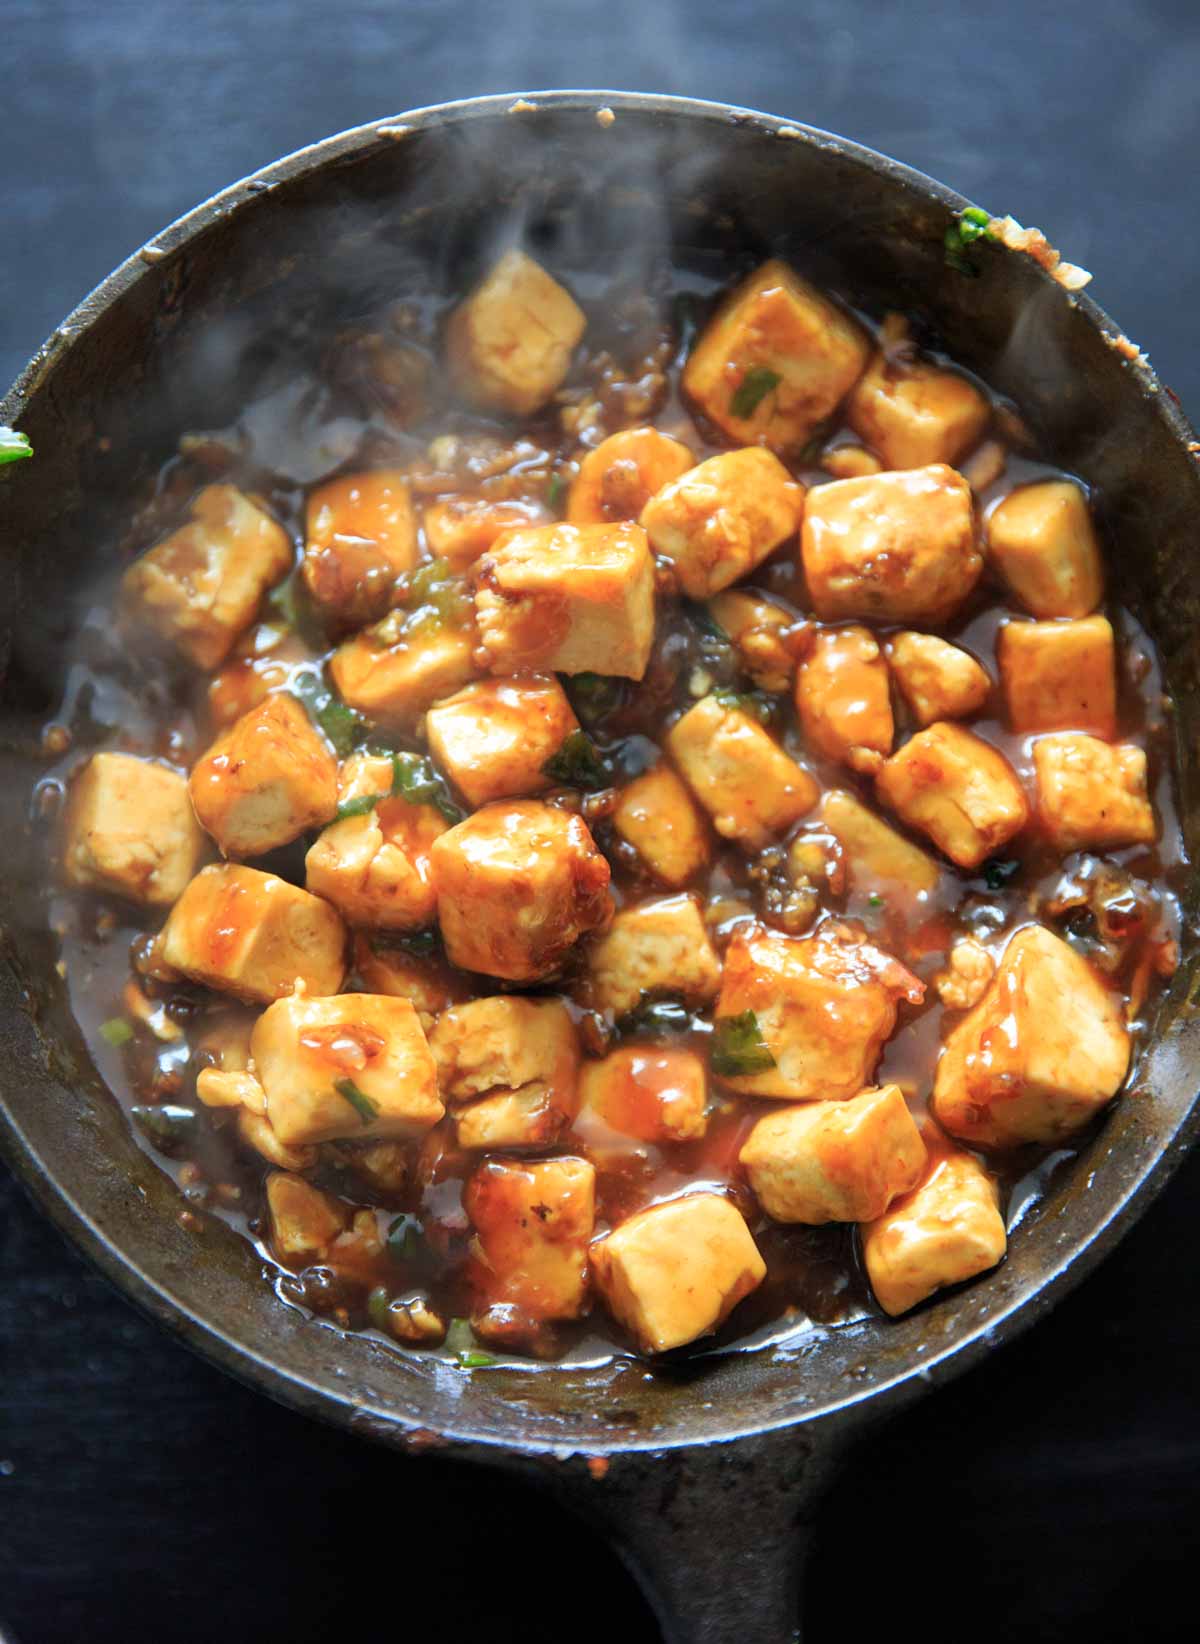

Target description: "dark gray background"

left=3, top=2, right=1199, bottom=1639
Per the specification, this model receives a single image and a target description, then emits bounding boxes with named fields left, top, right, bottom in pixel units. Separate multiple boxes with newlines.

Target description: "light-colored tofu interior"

left=63, top=752, right=206, bottom=906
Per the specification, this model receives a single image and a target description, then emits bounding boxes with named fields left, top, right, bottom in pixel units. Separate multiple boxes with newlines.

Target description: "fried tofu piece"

left=352, top=932, right=466, bottom=1028
left=446, top=248, right=586, bottom=416
left=189, top=693, right=338, bottom=859
left=265, top=1171, right=350, bottom=1265
left=586, top=893, right=722, bottom=1019
left=301, top=469, right=418, bottom=624
left=568, top=427, right=694, bottom=525
left=590, top=1193, right=766, bottom=1353
left=304, top=755, right=447, bottom=930
left=63, top=752, right=206, bottom=906
left=1033, top=733, right=1156, bottom=851
left=888, top=632, right=991, bottom=727
left=474, top=521, right=655, bottom=680
left=987, top=480, right=1103, bottom=618
left=934, top=937, right=995, bottom=1011
left=795, top=625, right=893, bottom=774
left=639, top=448, right=804, bottom=599
left=821, top=444, right=883, bottom=480
left=330, top=621, right=478, bottom=727
left=802, top=465, right=981, bottom=624
left=610, top=763, right=710, bottom=889
left=464, top=1156, right=595, bottom=1320
left=846, top=334, right=990, bottom=469
left=932, top=923, right=1131, bottom=1148
left=706, top=590, right=796, bottom=693
left=422, top=495, right=545, bottom=571
left=425, top=675, right=578, bottom=808
left=158, top=864, right=346, bottom=1003
left=740, top=1084, right=926, bottom=1223
left=862, top=1144, right=1006, bottom=1316
left=997, top=616, right=1117, bottom=738
left=251, top=992, right=442, bottom=1148
left=453, top=1083, right=573, bottom=1151
left=121, top=485, right=293, bottom=670
left=580, top=1046, right=708, bottom=1143
left=666, top=695, right=818, bottom=850
left=429, top=996, right=578, bottom=1103
left=682, top=259, right=870, bottom=452
left=206, top=626, right=309, bottom=728
left=431, top=800, right=612, bottom=981
left=714, top=925, right=924, bottom=1100
left=876, top=722, right=1028, bottom=870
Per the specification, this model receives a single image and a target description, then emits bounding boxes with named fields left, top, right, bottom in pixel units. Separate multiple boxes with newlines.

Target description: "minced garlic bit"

left=987, top=215, right=1092, bottom=291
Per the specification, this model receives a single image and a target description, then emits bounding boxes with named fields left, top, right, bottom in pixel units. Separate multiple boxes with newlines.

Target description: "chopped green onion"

left=615, top=999, right=697, bottom=1040
left=389, top=750, right=464, bottom=822
left=444, top=1316, right=476, bottom=1354
left=710, top=1010, right=777, bottom=1077
left=367, top=1285, right=392, bottom=1330
left=99, top=1017, right=134, bottom=1048
left=0, top=428, right=33, bottom=465
left=399, top=556, right=471, bottom=626
left=335, top=1077, right=379, bottom=1126
left=944, top=207, right=997, bottom=275
left=567, top=671, right=625, bottom=726
left=335, top=792, right=383, bottom=822
left=983, top=856, right=1021, bottom=891
left=289, top=670, right=368, bottom=758
left=711, top=687, right=775, bottom=725
left=542, top=728, right=611, bottom=791
left=547, top=472, right=568, bottom=510
left=457, top=1350, right=497, bottom=1369
left=867, top=892, right=884, bottom=908
left=131, top=1104, right=197, bottom=1152
left=372, top=928, right=439, bottom=961
left=730, top=367, right=781, bottom=420
left=387, top=1213, right=425, bottom=1266
left=681, top=599, right=729, bottom=643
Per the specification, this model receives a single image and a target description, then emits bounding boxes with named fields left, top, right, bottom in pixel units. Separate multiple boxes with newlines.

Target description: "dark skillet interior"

left=1, top=94, right=1198, bottom=1457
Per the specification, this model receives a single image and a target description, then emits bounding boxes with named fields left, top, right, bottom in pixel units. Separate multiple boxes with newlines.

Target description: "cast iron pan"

left=1, top=93, right=1198, bottom=1643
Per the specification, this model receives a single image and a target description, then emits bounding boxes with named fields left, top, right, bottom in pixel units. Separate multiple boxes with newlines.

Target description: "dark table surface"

left=3, top=2, right=1199, bottom=1639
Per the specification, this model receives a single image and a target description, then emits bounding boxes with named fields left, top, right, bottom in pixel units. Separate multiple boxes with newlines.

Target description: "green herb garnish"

left=547, top=472, right=567, bottom=510
left=387, top=1213, right=426, bottom=1266
left=614, top=998, right=697, bottom=1040
left=367, top=1285, right=392, bottom=1330
left=944, top=206, right=996, bottom=275
left=402, top=556, right=471, bottom=626
left=0, top=428, right=33, bottom=466
left=371, top=928, right=439, bottom=961
left=457, top=1350, right=497, bottom=1369
left=289, top=669, right=368, bottom=758
left=983, top=856, right=1021, bottom=891
left=867, top=892, right=884, bottom=908
left=131, top=1104, right=197, bottom=1153
left=335, top=1077, right=379, bottom=1125
left=542, top=728, right=611, bottom=791
left=567, top=671, right=625, bottom=726
left=730, top=367, right=781, bottom=420
left=711, top=687, right=775, bottom=725
left=335, top=792, right=382, bottom=822
left=710, top=1010, right=777, bottom=1077
left=390, top=750, right=465, bottom=822
left=99, top=1017, right=134, bottom=1048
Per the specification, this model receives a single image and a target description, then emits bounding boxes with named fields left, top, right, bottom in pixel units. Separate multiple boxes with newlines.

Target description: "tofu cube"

left=304, top=754, right=447, bottom=930
left=265, top=1171, right=350, bottom=1265
left=580, top=1046, right=708, bottom=1143
left=666, top=695, right=819, bottom=850
left=464, top=1156, right=595, bottom=1319
left=888, top=631, right=991, bottom=727
left=330, top=621, right=478, bottom=726
left=429, top=996, right=579, bottom=1103
left=1033, top=733, right=1156, bottom=851
left=739, top=1084, right=926, bottom=1224
left=639, top=448, right=804, bottom=599
left=932, top=923, right=1131, bottom=1147
left=431, top=800, right=612, bottom=981
left=568, top=427, right=694, bottom=525
left=158, top=863, right=347, bottom=1003
left=590, top=1193, right=766, bottom=1353
left=189, top=693, right=339, bottom=858
left=611, top=762, right=711, bottom=888
left=847, top=342, right=990, bottom=469
left=802, top=465, right=981, bottom=624
left=453, top=1083, right=574, bottom=1152
left=795, top=625, right=894, bottom=773
left=997, top=616, right=1117, bottom=738
left=714, top=925, right=924, bottom=1100
left=474, top=521, right=655, bottom=680
left=206, top=627, right=308, bottom=728
left=707, top=590, right=797, bottom=693
left=586, top=893, right=722, bottom=1020
left=251, top=991, right=443, bottom=1147
left=423, top=495, right=546, bottom=571
left=987, top=480, right=1104, bottom=618
left=875, top=722, right=1028, bottom=870
left=682, top=258, right=870, bottom=452
left=862, top=1145, right=1007, bottom=1316
left=63, top=752, right=206, bottom=906
left=122, top=485, right=292, bottom=669
left=446, top=248, right=586, bottom=416
left=302, top=469, right=418, bottom=624
left=820, top=789, right=942, bottom=895
left=352, top=932, right=467, bottom=1029
left=425, top=675, right=578, bottom=808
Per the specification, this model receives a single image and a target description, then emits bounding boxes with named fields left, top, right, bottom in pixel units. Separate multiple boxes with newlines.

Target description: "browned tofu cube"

left=862, top=1144, right=1006, bottom=1316
left=431, top=800, right=612, bottom=981
left=682, top=258, right=870, bottom=452
left=446, top=249, right=586, bottom=416
left=740, top=1084, right=926, bottom=1223
left=453, top=1083, right=574, bottom=1152
left=932, top=923, right=1131, bottom=1148
left=997, top=616, right=1117, bottom=738
left=580, top=1045, right=708, bottom=1143
left=888, top=631, right=991, bottom=727
left=875, top=722, right=1028, bottom=870
left=590, top=1193, right=766, bottom=1353
left=475, top=521, right=655, bottom=680
left=352, top=932, right=467, bottom=1028
left=251, top=991, right=442, bottom=1147
left=714, top=925, right=923, bottom=1100
left=802, top=465, right=980, bottom=624
left=330, top=621, right=478, bottom=726
left=425, top=675, right=578, bottom=808
left=795, top=625, right=894, bottom=773
left=423, top=495, right=546, bottom=571
left=302, top=469, right=418, bottom=625
left=639, top=448, right=804, bottom=598
left=987, top=480, right=1104, bottom=618
left=265, top=1172, right=350, bottom=1265
left=611, top=762, right=711, bottom=888
left=706, top=590, right=797, bottom=693
left=567, top=426, right=694, bottom=525
left=158, top=864, right=347, bottom=1003
left=189, top=693, right=338, bottom=858
left=585, top=893, right=722, bottom=1019
left=846, top=333, right=990, bottom=469
left=429, top=996, right=578, bottom=1103
left=1033, top=733, right=1156, bottom=851
left=820, top=790, right=942, bottom=896
left=666, top=695, right=819, bottom=850
left=820, top=444, right=883, bottom=480
left=206, top=626, right=309, bottom=728
left=63, top=752, right=206, bottom=906
left=464, top=1156, right=595, bottom=1320
left=121, top=486, right=292, bottom=670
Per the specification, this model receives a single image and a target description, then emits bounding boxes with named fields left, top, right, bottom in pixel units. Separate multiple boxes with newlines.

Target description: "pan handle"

left=543, top=1421, right=853, bottom=1643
